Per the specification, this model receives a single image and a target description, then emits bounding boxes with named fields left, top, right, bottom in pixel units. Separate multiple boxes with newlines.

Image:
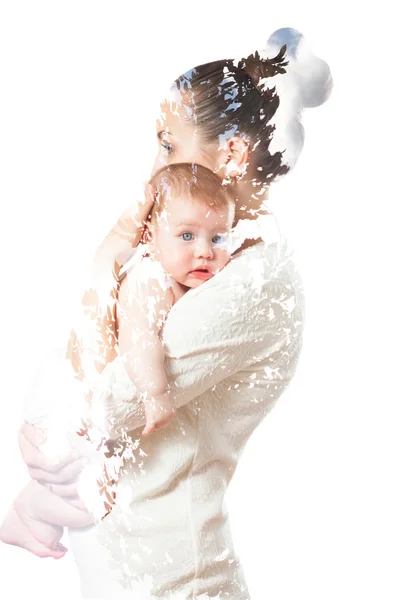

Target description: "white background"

left=0, top=1, right=399, bottom=599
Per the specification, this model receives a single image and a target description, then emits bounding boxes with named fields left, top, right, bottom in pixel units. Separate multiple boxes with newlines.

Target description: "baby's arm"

left=118, top=271, right=176, bottom=436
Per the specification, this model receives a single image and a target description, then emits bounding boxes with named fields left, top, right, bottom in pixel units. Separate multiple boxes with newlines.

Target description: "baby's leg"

left=14, top=480, right=93, bottom=549
left=142, top=391, right=176, bottom=436
left=0, top=504, right=67, bottom=559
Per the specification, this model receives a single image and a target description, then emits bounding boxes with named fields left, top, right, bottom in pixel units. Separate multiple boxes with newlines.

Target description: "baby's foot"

left=13, top=481, right=65, bottom=550
left=0, top=505, right=67, bottom=559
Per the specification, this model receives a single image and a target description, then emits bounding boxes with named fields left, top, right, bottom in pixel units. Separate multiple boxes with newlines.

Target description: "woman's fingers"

left=19, top=432, right=80, bottom=474
left=19, top=422, right=82, bottom=473
left=19, top=422, right=46, bottom=448
left=44, top=480, right=86, bottom=509
left=28, top=458, right=85, bottom=485
left=18, top=430, right=43, bottom=467
left=66, top=499, right=87, bottom=511
left=95, top=189, right=156, bottom=266
left=137, top=183, right=156, bottom=223
left=138, top=184, right=156, bottom=244
left=143, top=182, right=156, bottom=207
left=44, top=480, right=80, bottom=498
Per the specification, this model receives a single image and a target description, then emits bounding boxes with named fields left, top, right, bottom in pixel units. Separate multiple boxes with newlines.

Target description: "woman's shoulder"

left=230, top=212, right=294, bottom=267
left=218, top=240, right=303, bottom=321
left=235, top=236, right=300, bottom=285
left=210, top=229, right=301, bottom=296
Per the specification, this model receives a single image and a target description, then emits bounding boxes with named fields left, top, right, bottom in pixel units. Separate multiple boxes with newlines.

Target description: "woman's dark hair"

left=174, top=45, right=291, bottom=187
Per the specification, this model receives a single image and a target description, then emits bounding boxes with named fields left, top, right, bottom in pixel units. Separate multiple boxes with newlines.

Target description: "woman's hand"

left=94, top=184, right=156, bottom=271
left=18, top=423, right=85, bottom=485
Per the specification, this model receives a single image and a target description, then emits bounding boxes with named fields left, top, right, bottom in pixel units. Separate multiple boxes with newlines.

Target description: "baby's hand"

left=142, top=391, right=176, bottom=436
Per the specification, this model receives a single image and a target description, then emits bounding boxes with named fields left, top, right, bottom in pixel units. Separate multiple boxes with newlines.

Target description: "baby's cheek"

left=162, top=249, right=184, bottom=278
left=217, top=249, right=231, bottom=267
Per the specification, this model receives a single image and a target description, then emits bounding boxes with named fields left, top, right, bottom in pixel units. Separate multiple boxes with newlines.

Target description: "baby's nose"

left=194, top=240, right=213, bottom=259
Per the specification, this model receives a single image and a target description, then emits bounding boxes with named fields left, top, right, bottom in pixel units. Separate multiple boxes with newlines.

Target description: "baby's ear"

left=142, top=221, right=154, bottom=248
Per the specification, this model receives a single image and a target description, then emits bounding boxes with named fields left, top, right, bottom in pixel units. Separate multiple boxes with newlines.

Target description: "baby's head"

left=145, top=163, right=235, bottom=288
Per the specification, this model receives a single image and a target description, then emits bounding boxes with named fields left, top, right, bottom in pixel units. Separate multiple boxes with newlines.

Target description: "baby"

left=119, top=162, right=235, bottom=436
left=0, top=162, right=236, bottom=559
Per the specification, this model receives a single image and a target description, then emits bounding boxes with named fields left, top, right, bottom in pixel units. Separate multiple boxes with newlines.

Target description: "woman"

left=10, top=28, right=332, bottom=599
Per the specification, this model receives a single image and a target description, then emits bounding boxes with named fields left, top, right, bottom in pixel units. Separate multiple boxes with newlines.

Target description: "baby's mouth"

left=189, top=267, right=213, bottom=279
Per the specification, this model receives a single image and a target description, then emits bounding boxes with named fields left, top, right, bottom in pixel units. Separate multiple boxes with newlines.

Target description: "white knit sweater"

left=25, top=215, right=305, bottom=599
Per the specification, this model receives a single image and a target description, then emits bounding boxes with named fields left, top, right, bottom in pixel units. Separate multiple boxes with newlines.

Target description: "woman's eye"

left=181, top=232, right=193, bottom=241
left=161, top=140, right=173, bottom=154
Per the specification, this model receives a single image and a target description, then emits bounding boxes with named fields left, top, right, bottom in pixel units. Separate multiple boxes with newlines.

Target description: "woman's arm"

left=67, top=191, right=156, bottom=377
left=18, top=190, right=156, bottom=484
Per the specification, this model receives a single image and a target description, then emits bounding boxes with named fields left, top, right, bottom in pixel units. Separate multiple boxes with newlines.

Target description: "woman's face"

left=152, top=93, right=223, bottom=177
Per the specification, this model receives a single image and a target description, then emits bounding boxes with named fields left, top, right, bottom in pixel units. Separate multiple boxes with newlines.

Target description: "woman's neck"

left=232, top=236, right=262, bottom=255
left=232, top=181, right=270, bottom=225
left=231, top=182, right=270, bottom=254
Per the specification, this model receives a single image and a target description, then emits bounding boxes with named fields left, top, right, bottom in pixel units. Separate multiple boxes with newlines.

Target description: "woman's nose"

left=194, top=240, right=213, bottom=259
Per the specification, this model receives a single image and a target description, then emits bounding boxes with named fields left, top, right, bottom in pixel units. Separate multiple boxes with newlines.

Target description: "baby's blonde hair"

left=148, top=163, right=236, bottom=225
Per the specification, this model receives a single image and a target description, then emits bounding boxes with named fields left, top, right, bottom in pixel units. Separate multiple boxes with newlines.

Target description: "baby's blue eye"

left=181, top=232, right=193, bottom=241
left=212, top=234, right=224, bottom=244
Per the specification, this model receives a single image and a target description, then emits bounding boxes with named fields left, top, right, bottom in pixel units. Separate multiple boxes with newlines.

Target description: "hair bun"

left=260, top=28, right=333, bottom=171
left=264, top=27, right=333, bottom=109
